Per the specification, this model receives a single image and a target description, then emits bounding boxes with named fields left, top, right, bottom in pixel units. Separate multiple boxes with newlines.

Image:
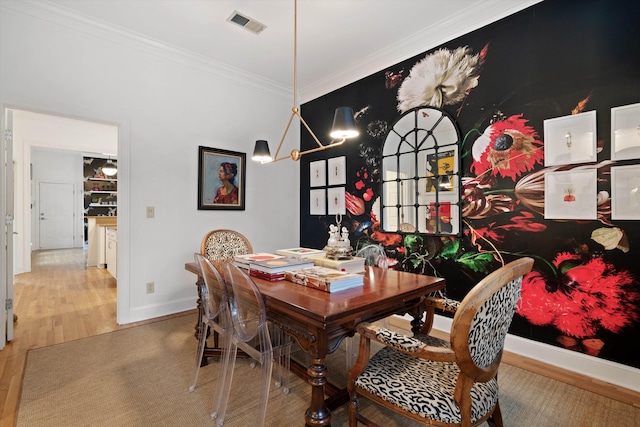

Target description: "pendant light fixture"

left=253, top=0, right=358, bottom=163
left=102, top=157, right=117, bottom=177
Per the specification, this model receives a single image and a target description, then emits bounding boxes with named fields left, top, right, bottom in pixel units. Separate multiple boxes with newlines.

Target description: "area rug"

left=18, top=313, right=638, bottom=426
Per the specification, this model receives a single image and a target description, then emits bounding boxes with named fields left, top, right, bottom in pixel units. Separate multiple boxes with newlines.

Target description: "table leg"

left=305, top=356, right=332, bottom=427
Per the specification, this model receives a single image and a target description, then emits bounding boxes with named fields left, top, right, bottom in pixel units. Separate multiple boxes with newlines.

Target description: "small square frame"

left=544, top=169, right=597, bottom=220
left=544, top=111, right=597, bottom=166
left=327, top=186, right=346, bottom=215
left=327, top=156, right=346, bottom=186
left=611, top=103, right=640, bottom=161
left=197, top=146, right=246, bottom=210
left=309, top=189, right=326, bottom=215
left=310, top=160, right=326, bottom=187
left=611, top=165, right=640, bottom=220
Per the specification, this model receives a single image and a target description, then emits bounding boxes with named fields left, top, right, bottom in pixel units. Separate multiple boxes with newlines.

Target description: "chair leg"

left=487, top=401, right=504, bottom=427
left=255, top=345, right=274, bottom=426
left=189, top=322, right=209, bottom=392
left=212, top=337, right=237, bottom=426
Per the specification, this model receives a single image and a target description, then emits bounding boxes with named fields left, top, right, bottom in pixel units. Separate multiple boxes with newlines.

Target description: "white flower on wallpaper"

left=397, top=46, right=482, bottom=112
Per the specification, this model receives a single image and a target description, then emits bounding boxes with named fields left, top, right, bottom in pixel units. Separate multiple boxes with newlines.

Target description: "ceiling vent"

left=227, top=10, right=267, bottom=35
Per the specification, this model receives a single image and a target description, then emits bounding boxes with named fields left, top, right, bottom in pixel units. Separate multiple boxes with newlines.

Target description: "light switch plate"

left=146, top=206, right=154, bottom=218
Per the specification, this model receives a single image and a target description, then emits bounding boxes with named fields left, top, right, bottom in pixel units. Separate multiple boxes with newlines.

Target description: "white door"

left=39, top=182, right=75, bottom=249
left=2, top=109, right=15, bottom=346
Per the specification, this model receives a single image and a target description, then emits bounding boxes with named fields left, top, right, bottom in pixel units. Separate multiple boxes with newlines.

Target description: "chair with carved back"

left=347, top=257, right=534, bottom=427
left=200, top=229, right=253, bottom=266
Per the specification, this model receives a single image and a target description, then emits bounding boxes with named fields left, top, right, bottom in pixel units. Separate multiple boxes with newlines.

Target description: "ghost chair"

left=344, top=244, right=390, bottom=369
left=189, top=253, right=232, bottom=394
left=348, top=257, right=534, bottom=427
left=213, top=262, right=292, bottom=427
left=199, top=229, right=252, bottom=352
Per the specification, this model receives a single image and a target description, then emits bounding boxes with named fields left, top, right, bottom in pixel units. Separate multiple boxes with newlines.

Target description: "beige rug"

left=18, top=313, right=639, bottom=426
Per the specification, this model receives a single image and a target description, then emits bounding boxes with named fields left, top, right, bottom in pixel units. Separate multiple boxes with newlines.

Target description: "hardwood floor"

left=1, top=249, right=637, bottom=426
left=0, top=248, right=189, bottom=427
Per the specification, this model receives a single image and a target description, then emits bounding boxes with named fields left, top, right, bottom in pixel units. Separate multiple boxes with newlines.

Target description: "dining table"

left=185, top=261, right=445, bottom=427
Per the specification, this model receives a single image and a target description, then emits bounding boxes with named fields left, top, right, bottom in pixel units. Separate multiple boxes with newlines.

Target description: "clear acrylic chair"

left=189, top=253, right=231, bottom=393
left=345, top=244, right=390, bottom=369
left=213, top=262, right=292, bottom=427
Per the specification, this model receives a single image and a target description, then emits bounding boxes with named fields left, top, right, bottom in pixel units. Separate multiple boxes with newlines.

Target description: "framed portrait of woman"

left=198, top=146, right=246, bottom=210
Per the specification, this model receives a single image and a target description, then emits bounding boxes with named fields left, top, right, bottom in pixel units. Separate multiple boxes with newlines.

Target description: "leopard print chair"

left=347, top=257, right=534, bottom=427
left=200, top=229, right=252, bottom=266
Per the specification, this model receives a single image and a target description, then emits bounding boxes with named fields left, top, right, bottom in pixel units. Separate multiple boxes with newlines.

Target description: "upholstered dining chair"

left=200, top=229, right=253, bottom=265
left=347, top=257, right=534, bottom=427
left=213, top=262, right=292, bottom=427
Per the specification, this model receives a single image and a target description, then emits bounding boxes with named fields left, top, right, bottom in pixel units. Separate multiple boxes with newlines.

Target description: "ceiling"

left=45, top=0, right=539, bottom=101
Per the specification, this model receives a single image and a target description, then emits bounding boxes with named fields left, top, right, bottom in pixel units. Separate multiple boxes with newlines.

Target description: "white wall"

left=30, top=147, right=84, bottom=252
left=1, top=2, right=301, bottom=323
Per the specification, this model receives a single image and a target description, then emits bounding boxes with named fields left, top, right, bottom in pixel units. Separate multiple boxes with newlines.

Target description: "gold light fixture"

left=253, top=0, right=358, bottom=163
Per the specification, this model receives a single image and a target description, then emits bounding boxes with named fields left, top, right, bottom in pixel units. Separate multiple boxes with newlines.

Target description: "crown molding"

left=1, top=0, right=291, bottom=101
left=301, top=0, right=543, bottom=103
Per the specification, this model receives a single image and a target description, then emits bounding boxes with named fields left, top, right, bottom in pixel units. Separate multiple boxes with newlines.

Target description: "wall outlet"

left=146, top=282, right=155, bottom=294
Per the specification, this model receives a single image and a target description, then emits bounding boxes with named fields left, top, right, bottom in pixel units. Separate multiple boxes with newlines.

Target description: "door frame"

left=0, top=98, right=132, bottom=328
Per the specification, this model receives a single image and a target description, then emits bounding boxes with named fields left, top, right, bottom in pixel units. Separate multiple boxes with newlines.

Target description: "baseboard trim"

left=128, top=298, right=196, bottom=323
left=391, top=314, right=640, bottom=407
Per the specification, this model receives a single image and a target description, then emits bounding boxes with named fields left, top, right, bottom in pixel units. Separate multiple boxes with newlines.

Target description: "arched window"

left=380, top=106, right=462, bottom=236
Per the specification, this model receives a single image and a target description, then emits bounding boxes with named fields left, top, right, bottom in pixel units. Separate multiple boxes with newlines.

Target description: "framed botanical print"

left=197, top=146, right=246, bottom=210
left=544, top=169, right=597, bottom=220
left=544, top=111, right=597, bottom=166
left=611, top=165, right=640, bottom=220
left=611, top=103, right=640, bottom=161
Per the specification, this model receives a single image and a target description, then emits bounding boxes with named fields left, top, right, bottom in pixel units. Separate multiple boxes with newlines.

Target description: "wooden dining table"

left=185, top=262, right=445, bottom=427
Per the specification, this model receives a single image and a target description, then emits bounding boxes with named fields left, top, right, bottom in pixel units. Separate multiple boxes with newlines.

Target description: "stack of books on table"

left=306, top=254, right=366, bottom=274
left=285, top=266, right=364, bottom=293
left=275, top=247, right=325, bottom=259
left=246, top=257, right=315, bottom=281
left=233, top=253, right=284, bottom=269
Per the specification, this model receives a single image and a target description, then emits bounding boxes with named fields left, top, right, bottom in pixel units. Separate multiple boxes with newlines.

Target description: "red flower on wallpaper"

left=517, top=253, right=640, bottom=347
left=471, top=211, right=546, bottom=247
left=471, top=114, right=544, bottom=181
left=370, top=222, right=403, bottom=247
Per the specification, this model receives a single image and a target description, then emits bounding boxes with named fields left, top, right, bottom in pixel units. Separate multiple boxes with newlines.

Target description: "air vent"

left=227, top=10, right=267, bottom=35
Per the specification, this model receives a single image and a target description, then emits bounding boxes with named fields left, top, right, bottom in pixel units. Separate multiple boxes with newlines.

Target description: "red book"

left=249, top=269, right=286, bottom=281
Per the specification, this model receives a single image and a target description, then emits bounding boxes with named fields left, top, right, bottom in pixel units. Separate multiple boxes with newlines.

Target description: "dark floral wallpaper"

left=299, top=0, right=640, bottom=369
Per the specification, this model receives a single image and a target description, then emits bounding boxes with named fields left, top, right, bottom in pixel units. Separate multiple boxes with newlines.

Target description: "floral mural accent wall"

left=299, top=0, right=640, bottom=368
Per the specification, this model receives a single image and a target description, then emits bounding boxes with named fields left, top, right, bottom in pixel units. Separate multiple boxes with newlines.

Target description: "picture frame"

left=544, top=169, right=597, bottom=220
left=611, top=103, right=640, bottom=161
left=543, top=111, right=597, bottom=166
left=310, top=160, right=326, bottom=187
left=309, top=189, right=326, bottom=215
left=611, top=165, right=640, bottom=220
left=197, top=146, right=246, bottom=210
left=327, top=186, right=346, bottom=215
left=327, top=156, right=346, bottom=186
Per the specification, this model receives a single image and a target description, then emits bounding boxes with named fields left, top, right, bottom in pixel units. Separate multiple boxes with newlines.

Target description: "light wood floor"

left=1, top=249, right=637, bottom=427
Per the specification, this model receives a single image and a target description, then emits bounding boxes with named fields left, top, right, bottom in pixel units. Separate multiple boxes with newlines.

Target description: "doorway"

left=10, top=109, right=121, bottom=325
